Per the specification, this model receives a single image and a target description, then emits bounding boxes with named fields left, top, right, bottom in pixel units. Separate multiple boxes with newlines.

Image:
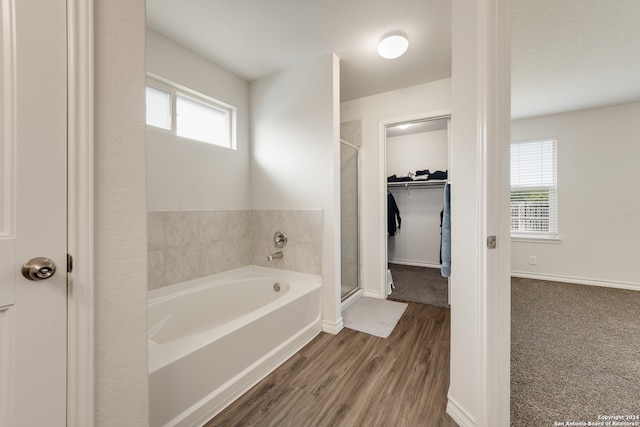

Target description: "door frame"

left=446, top=1, right=511, bottom=425
left=67, top=0, right=94, bottom=425
left=377, top=109, right=452, bottom=299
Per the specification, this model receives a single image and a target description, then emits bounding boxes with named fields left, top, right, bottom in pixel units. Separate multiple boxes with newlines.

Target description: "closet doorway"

left=384, top=115, right=451, bottom=307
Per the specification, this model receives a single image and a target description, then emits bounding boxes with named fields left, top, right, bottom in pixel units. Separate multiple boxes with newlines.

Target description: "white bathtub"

left=148, top=266, right=322, bottom=427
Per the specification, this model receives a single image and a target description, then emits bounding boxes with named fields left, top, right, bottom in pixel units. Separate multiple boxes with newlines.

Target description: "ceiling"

left=147, top=0, right=640, bottom=118
left=146, top=0, right=451, bottom=103
left=511, top=0, right=640, bottom=119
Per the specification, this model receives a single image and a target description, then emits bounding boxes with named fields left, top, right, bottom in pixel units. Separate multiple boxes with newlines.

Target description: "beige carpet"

left=511, top=277, right=640, bottom=426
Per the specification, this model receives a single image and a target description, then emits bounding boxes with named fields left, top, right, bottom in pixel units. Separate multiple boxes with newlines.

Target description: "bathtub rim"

left=148, top=265, right=323, bottom=426
left=148, top=266, right=322, bottom=373
left=148, top=265, right=321, bottom=302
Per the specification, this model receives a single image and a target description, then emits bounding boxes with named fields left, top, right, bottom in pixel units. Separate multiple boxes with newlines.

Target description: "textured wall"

left=146, top=29, right=251, bottom=212
left=340, top=79, right=452, bottom=298
left=94, top=0, right=149, bottom=424
left=250, top=54, right=341, bottom=332
left=511, top=101, right=640, bottom=288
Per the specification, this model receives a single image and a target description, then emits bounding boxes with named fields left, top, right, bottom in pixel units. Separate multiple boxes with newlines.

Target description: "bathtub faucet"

left=267, top=251, right=283, bottom=261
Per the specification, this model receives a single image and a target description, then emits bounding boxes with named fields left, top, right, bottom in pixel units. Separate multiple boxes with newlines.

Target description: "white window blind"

left=510, top=138, right=557, bottom=237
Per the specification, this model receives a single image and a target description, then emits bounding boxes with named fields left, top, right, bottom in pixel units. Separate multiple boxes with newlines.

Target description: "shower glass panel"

left=340, top=141, right=359, bottom=300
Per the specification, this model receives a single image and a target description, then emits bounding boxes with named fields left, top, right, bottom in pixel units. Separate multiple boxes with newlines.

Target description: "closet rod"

left=387, top=181, right=446, bottom=188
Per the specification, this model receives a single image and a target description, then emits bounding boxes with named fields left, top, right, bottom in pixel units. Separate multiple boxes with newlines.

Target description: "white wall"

left=388, top=187, right=444, bottom=267
left=387, top=130, right=448, bottom=267
left=447, top=0, right=512, bottom=425
left=341, top=79, right=451, bottom=297
left=386, top=130, right=448, bottom=176
left=94, top=0, right=149, bottom=424
left=511, top=101, right=640, bottom=289
left=146, top=29, right=250, bottom=211
left=250, top=54, right=342, bottom=332
left=448, top=2, right=480, bottom=421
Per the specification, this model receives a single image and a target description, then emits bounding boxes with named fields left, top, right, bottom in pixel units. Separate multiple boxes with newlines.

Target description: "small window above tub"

left=145, top=85, right=172, bottom=130
left=145, top=75, right=237, bottom=150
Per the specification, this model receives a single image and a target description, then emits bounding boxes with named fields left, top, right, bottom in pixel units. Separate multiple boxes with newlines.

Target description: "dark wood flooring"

left=205, top=302, right=457, bottom=427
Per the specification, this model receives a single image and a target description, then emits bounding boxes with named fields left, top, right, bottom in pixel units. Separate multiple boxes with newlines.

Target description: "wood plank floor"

left=205, top=302, right=457, bottom=427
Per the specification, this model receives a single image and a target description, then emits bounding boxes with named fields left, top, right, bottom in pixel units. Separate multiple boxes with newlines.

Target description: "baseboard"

left=446, top=395, right=477, bottom=427
left=511, top=271, right=640, bottom=291
left=322, top=317, right=344, bottom=335
left=363, top=289, right=383, bottom=299
left=389, top=259, right=441, bottom=269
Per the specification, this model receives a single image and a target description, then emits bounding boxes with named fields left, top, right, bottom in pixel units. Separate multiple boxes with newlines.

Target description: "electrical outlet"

left=529, top=256, right=537, bottom=265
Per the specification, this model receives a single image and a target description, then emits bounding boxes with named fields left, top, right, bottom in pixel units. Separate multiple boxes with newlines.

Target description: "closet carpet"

left=511, top=277, right=640, bottom=426
left=388, top=264, right=449, bottom=307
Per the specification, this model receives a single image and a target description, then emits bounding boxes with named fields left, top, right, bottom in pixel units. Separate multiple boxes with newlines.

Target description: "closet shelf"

left=387, top=180, right=447, bottom=188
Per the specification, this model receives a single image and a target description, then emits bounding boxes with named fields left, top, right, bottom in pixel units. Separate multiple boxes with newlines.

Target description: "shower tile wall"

left=250, top=210, right=323, bottom=276
left=148, top=209, right=323, bottom=290
left=340, top=119, right=362, bottom=148
left=147, top=210, right=252, bottom=289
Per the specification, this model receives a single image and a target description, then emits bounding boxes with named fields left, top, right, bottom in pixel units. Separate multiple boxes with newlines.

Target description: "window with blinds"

left=510, top=138, right=557, bottom=238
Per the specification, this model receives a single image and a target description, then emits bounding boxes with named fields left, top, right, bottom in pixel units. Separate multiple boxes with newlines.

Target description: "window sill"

left=511, top=235, right=562, bottom=244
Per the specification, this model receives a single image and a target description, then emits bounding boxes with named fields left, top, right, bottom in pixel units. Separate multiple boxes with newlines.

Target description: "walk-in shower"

left=340, top=140, right=359, bottom=300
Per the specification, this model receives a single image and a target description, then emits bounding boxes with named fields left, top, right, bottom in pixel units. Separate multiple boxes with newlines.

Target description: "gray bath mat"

left=343, top=297, right=408, bottom=338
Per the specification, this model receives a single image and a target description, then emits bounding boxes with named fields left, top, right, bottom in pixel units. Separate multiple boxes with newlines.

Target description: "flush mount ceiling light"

left=378, top=31, right=409, bottom=59
left=396, top=123, right=411, bottom=130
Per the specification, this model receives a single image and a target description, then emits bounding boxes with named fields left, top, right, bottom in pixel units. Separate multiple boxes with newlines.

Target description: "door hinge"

left=487, top=235, right=497, bottom=249
left=67, top=254, right=73, bottom=273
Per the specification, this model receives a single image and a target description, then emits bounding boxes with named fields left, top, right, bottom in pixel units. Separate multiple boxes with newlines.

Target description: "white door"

left=0, top=0, right=68, bottom=426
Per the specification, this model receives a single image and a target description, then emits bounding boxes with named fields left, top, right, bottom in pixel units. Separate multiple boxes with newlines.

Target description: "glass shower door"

left=340, top=141, right=359, bottom=300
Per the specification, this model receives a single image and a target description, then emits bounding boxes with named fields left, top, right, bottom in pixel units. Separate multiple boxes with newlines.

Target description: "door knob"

left=22, top=257, right=57, bottom=281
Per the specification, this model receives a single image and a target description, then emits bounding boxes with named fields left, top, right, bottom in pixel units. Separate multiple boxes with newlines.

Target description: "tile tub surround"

left=250, top=210, right=323, bottom=276
left=148, top=209, right=323, bottom=289
left=147, top=210, right=252, bottom=289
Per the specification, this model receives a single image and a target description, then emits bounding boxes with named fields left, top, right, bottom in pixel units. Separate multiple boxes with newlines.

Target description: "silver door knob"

left=22, top=257, right=57, bottom=281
